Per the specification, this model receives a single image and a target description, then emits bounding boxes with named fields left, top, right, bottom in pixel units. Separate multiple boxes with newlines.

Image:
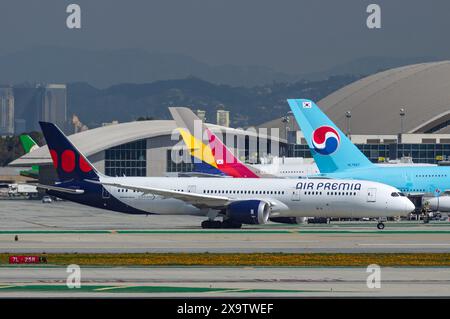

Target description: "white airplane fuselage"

left=93, top=176, right=413, bottom=218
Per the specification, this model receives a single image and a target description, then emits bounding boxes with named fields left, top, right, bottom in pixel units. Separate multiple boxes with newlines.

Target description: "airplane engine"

left=226, top=200, right=270, bottom=225
left=425, top=196, right=450, bottom=212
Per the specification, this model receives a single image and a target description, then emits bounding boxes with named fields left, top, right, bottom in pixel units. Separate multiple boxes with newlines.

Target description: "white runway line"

left=358, top=243, right=450, bottom=246
left=94, top=286, right=135, bottom=291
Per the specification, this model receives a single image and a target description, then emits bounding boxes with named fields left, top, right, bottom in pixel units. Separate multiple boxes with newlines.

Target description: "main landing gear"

left=201, top=220, right=222, bottom=229
left=377, top=222, right=385, bottom=230
left=201, top=219, right=242, bottom=229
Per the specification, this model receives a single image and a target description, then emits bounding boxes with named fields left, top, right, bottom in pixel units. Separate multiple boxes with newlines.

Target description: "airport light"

left=281, top=112, right=290, bottom=143
left=399, top=108, right=406, bottom=154
left=286, top=111, right=293, bottom=143
left=345, top=111, right=352, bottom=137
left=400, top=108, right=406, bottom=134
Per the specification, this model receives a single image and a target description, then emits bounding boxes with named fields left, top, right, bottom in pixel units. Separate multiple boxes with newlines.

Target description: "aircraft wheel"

left=377, top=222, right=385, bottom=230
left=201, top=220, right=222, bottom=229
left=221, top=220, right=242, bottom=229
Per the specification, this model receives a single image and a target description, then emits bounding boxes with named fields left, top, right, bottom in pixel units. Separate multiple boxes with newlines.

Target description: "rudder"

left=287, top=99, right=374, bottom=173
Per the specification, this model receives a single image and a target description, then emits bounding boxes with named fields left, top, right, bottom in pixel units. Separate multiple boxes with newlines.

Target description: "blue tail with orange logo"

left=287, top=99, right=374, bottom=173
left=39, top=121, right=100, bottom=182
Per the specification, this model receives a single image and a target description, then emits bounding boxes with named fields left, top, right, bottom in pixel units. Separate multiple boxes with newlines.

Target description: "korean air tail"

left=39, top=122, right=100, bottom=182
left=287, top=99, right=374, bottom=173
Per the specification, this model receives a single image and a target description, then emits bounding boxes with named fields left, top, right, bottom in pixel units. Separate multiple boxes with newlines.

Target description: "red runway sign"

left=9, top=256, right=47, bottom=264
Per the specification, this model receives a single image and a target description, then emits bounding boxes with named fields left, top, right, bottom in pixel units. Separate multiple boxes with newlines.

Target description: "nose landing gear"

left=377, top=222, right=385, bottom=230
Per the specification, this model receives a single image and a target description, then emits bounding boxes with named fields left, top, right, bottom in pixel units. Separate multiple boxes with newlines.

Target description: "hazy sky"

left=0, top=0, right=449, bottom=73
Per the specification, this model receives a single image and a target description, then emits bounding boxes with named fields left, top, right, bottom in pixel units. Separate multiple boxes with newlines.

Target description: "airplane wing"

left=177, top=172, right=231, bottom=178
left=93, top=181, right=231, bottom=208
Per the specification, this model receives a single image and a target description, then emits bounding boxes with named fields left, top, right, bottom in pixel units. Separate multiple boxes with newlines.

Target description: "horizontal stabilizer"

left=36, top=184, right=85, bottom=194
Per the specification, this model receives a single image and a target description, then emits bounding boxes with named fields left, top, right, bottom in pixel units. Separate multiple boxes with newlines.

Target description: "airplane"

left=19, top=134, right=40, bottom=179
left=36, top=121, right=414, bottom=229
left=287, top=98, right=450, bottom=208
left=168, top=107, right=319, bottom=178
left=424, top=192, right=450, bottom=212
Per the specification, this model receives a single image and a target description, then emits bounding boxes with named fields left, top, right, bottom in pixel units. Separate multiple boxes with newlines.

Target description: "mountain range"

left=0, top=46, right=436, bottom=88
left=66, top=75, right=359, bottom=128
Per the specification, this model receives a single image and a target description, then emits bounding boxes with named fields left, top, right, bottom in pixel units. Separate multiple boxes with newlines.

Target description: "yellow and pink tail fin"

left=169, top=107, right=259, bottom=178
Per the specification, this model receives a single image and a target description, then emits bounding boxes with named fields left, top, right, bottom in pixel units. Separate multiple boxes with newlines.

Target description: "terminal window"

left=104, top=140, right=146, bottom=176
left=166, top=150, right=194, bottom=173
left=287, top=143, right=450, bottom=164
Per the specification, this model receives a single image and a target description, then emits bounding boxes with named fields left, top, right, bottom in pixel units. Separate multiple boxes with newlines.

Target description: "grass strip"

left=1, top=253, right=450, bottom=267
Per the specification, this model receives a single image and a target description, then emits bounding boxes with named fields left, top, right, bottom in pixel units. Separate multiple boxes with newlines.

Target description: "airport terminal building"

left=262, top=61, right=450, bottom=165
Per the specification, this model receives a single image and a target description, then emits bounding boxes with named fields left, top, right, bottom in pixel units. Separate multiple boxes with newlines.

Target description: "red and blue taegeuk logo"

left=311, top=126, right=341, bottom=155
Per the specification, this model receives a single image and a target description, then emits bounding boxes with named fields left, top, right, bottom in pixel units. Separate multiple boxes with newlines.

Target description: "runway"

left=2, top=229, right=450, bottom=253
left=1, top=266, right=449, bottom=297
left=0, top=200, right=205, bottom=230
left=1, top=200, right=450, bottom=297
left=1, top=200, right=450, bottom=253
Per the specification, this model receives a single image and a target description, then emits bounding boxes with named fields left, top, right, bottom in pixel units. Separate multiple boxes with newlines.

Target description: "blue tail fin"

left=287, top=99, right=374, bottom=173
left=39, top=122, right=100, bottom=181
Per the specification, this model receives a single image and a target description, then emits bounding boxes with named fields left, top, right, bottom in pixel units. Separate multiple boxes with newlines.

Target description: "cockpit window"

left=398, top=193, right=406, bottom=197
left=391, top=192, right=399, bottom=197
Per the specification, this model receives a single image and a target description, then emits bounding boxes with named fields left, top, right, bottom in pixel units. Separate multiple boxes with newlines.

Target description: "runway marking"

left=0, top=284, right=348, bottom=294
left=358, top=243, right=450, bottom=246
left=208, top=288, right=250, bottom=294
left=94, top=286, right=134, bottom=291
left=0, top=230, right=111, bottom=234
left=298, top=230, right=450, bottom=234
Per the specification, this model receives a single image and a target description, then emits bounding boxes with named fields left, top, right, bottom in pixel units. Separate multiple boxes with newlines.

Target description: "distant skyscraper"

left=196, top=109, right=206, bottom=122
left=0, top=87, right=14, bottom=136
left=216, top=109, right=230, bottom=127
left=35, top=84, right=67, bottom=132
